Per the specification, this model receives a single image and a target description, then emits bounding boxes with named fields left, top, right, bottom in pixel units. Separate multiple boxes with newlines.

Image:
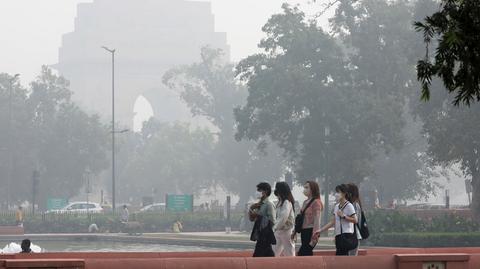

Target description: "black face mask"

left=274, top=189, right=278, bottom=197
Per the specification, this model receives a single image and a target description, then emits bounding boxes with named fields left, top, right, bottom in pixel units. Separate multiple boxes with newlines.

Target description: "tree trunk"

left=471, top=170, right=480, bottom=222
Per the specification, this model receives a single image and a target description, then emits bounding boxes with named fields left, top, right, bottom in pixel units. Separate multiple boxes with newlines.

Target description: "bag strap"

left=301, top=198, right=316, bottom=215
left=338, top=201, right=351, bottom=235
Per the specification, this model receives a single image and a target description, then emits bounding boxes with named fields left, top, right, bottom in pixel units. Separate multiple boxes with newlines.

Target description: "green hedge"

left=371, top=232, right=480, bottom=247
left=366, top=210, right=480, bottom=233
left=365, top=210, right=480, bottom=247
left=0, top=212, right=243, bottom=233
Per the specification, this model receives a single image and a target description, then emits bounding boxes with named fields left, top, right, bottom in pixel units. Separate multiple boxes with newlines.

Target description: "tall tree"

left=28, top=67, right=110, bottom=207
left=118, top=120, right=216, bottom=202
left=413, top=73, right=480, bottom=217
left=0, top=67, right=109, bottom=209
left=163, top=47, right=284, bottom=203
left=0, top=73, right=31, bottom=207
left=329, top=0, right=446, bottom=202
left=235, top=4, right=403, bottom=190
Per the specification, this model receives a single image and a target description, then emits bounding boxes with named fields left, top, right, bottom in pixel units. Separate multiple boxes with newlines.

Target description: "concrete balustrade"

left=0, top=227, right=24, bottom=236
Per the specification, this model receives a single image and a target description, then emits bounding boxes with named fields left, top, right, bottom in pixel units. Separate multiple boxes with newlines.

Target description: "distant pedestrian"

left=374, top=189, right=381, bottom=209
left=294, top=181, right=323, bottom=256
left=88, top=223, right=99, bottom=233
left=249, top=182, right=276, bottom=257
left=20, top=239, right=31, bottom=253
left=121, top=205, right=129, bottom=223
left=319, top=184, right=358, bottom=256
left=273, top=182, right=295, bottom=257
left=15, top=206, right=24, bottom=227
left=172, top=220, right=183, bottom=233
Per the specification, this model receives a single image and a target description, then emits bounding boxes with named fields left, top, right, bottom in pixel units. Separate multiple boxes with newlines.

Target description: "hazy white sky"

left=0, top=0, right=332, bottom=83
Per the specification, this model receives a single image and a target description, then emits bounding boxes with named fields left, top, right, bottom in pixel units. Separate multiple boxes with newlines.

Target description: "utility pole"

left=7, top=74, right=20, bottom=209
left=102, top=46, right=116, bottom=213
left=32, top=170, right=39, bottom=215
left=322, top=125, right=331, bottom=234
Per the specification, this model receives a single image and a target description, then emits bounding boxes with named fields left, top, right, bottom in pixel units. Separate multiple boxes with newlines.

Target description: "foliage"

left=163, top=47, right=284, bottom=203
left=366, top=210, right=480, bottom=235
left=415, top=0, right=480, bottom=105
left=370, top=232, right=480, bottom=247
left=0, top=212, right=242, bottom=234
left=330, top=0, right=442, bottom=201
left=234, top=3, right=405, bottom=189
left=414, top=86, right=480, bottom=219
left=0, top=67, right=109, bottom=209
left=117, top=120, right=216, bottom=202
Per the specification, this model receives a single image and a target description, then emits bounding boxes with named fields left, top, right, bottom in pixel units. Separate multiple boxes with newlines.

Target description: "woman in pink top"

left=294, top=180, right=323, bottom=256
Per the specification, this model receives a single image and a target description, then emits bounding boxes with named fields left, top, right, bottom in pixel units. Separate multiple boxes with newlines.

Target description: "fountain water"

left=0, top=242, right=42, bottom=253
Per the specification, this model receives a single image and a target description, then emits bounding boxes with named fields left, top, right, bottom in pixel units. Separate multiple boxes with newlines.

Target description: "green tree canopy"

left=234, top=4, right=404, bottom=189
left=415, top=0, right=480, bottom=105
left=0, top=67, right=109, bottom=209
left=118, top=120, right=216, bottom=201
left=163, top=47, right=284, bottom=203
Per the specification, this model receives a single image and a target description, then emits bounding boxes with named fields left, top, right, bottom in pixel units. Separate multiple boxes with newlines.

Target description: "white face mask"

left=303, top=188, right=309, bottom=196
left=257, top=191, right=264, bottom=198
left=335, top=192, right=341, bottom=201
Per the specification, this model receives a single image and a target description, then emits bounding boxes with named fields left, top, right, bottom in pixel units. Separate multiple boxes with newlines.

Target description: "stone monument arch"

left=54, top=0, right=230, bottom=128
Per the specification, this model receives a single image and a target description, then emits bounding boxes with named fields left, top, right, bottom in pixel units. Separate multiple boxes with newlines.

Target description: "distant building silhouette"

left=54, top=0, right=229, bottom=128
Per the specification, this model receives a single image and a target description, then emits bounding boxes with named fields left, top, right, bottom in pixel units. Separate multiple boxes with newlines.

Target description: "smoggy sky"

left=0, top=0, right=332, bottom=83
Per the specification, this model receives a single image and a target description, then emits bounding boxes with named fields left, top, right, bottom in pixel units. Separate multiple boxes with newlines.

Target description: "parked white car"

left=139, top=203, right=166, bottom=213
left=47, top=202, right=104, bottom=214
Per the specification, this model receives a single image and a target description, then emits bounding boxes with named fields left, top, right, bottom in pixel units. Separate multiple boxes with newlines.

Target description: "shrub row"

left=369, top=232, right=480, bottom=247
left=0, top=212, right=243, bottom=233
left=365, top=210, right=480, bottom=247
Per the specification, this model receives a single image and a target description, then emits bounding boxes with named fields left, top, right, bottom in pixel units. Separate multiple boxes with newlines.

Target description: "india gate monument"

left=54, top=0, right=229, bottom=128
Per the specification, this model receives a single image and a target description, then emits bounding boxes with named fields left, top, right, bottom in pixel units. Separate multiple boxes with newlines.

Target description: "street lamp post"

left=85, top=168, right=91, bottom=219
left=322, top=125, right=330, bottom=232
left=102, top=46, right=117, bottom=213
left=7, top=74, right=20, bottom=209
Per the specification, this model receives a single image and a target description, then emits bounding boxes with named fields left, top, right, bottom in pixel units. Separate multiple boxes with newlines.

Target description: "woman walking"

left=347, top=183, right=363, bottom=256
left=273, top=182, right=296, bottom=256
left=319, top=184, right=358, bottom=256
left=249, top=182, right=276, bottom=257
left=295, top=181, right=323, bottom=256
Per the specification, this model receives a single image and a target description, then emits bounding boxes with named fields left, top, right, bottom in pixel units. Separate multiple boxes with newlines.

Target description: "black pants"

left=298, top=228, right=315, bottom=256
left=253, top=237, right=275, bottom=257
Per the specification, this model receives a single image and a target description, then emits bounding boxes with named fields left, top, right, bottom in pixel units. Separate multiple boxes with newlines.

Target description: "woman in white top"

left=273, top=182, right=296, bottom=256
left=318, top=184, right=358, bottom=256
left=347, top=183, right=363, bottom=256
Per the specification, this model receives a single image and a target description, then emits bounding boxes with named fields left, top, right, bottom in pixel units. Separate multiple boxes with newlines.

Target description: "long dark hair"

left=347, top=183, right=362, bottom=207
left=274, top=182, right=295, bottom=210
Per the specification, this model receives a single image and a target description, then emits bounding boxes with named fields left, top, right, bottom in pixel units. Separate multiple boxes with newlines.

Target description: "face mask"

left=335, top=192, right=342, bottom=201
left=273, top=190, right=278, bottom=197
left=257, top=191, right=264, bottom=198
left=303, top=188, right=309, bottom=196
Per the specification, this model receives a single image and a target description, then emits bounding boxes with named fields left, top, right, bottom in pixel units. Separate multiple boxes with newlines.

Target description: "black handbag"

left=294, top=198, right=315, bottom=233
left=335, top=202, right=358, bottom=251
